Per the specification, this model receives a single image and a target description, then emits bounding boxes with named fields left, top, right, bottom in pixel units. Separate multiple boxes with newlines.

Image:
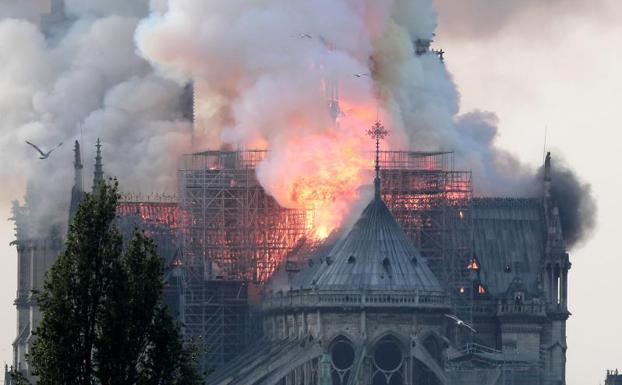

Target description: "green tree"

left=30, top=180, right=202, bottom=385
left=8, top=368, right=31, bottom=385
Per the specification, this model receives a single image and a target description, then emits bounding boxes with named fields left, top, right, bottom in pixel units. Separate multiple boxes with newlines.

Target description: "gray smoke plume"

left=539, top=160, right=597, bottom=249
left=0, top=0, right=192, bottom=235
left=0, top=0, right=596, bottom=248
left=133, top=0, right=596, bottom=248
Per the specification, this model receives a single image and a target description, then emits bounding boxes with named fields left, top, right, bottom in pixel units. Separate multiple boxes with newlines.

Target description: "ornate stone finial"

left=367, top=120, right=389, bottom=200
left=543, top=151, right=552, bottom=201
left=318, top=353, right=332, bottom=385
left=93, top=138, right=104, bottom=193
left=70, top=140, right=84, bottom=221
left=73, top=140, right=83, bottom=188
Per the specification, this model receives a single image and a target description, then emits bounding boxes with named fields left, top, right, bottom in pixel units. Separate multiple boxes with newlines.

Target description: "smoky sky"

left=536, top=159, right=597, bottom=249
left=434, top=0, right=606, bottom=39
left=0, top=0, right=598, bottom=248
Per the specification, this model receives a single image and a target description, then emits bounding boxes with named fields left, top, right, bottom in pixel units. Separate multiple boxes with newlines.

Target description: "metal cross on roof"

left=367, top=120, right=389, bottom=199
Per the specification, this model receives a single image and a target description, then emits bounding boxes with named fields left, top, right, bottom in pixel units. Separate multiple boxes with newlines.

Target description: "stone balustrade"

left=263, top=289, right=449, bottom=311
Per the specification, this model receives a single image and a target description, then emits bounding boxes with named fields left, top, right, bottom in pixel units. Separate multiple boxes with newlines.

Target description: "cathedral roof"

left=471, top=198, right=546, bottom=296
left=301, top=196, right=442, bottom=291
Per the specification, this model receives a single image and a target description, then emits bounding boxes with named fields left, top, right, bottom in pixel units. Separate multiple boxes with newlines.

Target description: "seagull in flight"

left=354, top=73, right=370, bottom=78
left=26, top=141, right=63, bottom=159
left=444, top=314, right=477, bottom=333
left=291, top=33, right=313, bottom=39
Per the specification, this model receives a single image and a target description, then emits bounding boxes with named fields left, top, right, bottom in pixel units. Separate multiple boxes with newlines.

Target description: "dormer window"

left=382, top=257, right=390, bottom=269
left=467, top=258, right=480, bottom=270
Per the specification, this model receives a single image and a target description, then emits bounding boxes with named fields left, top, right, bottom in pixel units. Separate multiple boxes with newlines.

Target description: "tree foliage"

left=8, top=369, right=31, bottom=385
left=30, top=180, right=202, bottom=385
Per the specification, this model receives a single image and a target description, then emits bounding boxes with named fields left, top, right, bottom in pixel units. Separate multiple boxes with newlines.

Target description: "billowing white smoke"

left=137, top=0, right=399, bottom=237
left=0, top=0, right=594, bottom=246
left=134, top=0, right=596, bottom=246
left=0, top=1, right=192, bottom=234
left=134, top=0, right=552, bottom=236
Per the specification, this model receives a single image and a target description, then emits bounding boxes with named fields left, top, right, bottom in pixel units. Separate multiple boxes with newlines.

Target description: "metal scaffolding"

left=116, top=197, right=184, bottom=318
left=177, top=150, right=310, bottom=373
left=116, top=196, right=181, bottom=265
left=195, top=280, right=249, bottom=374
left=378, top=151, right=473, bottom=294
left=178, top=150, right=310, bottom=283
left=176, top=150, right=473, bottom=373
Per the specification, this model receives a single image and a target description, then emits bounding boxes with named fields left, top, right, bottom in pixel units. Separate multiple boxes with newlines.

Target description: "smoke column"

left=540, top=160, right=597, bottom=249
left=0, top=1, right=192, bottom=233
left=0, top=0, right=595, bottom=247
left=134, top=0, right=595, bottom=246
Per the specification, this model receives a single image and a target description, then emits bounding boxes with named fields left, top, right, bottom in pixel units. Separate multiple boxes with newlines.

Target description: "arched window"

left=330, top=336, right=355, bottom=385
left=372, top=336, right=404, bottom=385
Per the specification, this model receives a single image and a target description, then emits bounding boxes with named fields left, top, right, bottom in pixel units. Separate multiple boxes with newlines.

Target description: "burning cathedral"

left=7, top=133, right=571, bottom=385
left=4, top=2, right=579, bottom=385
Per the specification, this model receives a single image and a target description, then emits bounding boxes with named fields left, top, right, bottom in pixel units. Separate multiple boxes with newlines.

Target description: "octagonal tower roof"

left=300, top=195, right=442, bottom=291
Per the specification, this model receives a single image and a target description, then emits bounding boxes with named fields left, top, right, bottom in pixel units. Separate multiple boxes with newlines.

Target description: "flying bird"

left=291, top=33, right=313, bottom=39
left=354, top=73, right=370, bottom=78
left=26, top=141, right=63, bottom=160
left=444, top=314, right=477, bottom=333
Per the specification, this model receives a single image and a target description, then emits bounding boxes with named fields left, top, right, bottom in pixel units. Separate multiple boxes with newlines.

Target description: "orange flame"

left=260, top=127, right=373, bottom=240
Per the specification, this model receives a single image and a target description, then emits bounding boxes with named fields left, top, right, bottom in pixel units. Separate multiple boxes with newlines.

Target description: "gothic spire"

left=73, top=140, right=83, bottom=191
left=543, top=151, right=552, bottom=200
left=367, top=120, right=389, bottom=200
left=92, top=138, right=104, bottom=193
left=69, top=140, right=84, bottom=221
left=542, top=152, right=565, bottom=251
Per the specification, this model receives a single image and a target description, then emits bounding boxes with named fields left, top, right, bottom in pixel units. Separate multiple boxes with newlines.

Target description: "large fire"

left=257, top=124, right=375, bottom=240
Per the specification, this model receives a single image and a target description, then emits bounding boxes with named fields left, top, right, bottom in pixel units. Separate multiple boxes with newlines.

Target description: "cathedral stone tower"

left=10, top=195, right=63, bottom=381
left=7, top=140, right=97, bottom=383
left=541, top=152, right=571, bottom=385
left=69, top=140, right=84, bottom=221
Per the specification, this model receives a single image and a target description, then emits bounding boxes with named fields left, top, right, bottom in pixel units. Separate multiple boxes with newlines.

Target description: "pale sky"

left=435, top=1, right=622, bottom=384
left=1, top=1, right=621, bottom=385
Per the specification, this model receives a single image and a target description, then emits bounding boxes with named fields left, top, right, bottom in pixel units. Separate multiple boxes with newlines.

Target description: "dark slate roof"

left=298, top=197, right=442, bottom=291
left=472, top=198, right=545, bottom=296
